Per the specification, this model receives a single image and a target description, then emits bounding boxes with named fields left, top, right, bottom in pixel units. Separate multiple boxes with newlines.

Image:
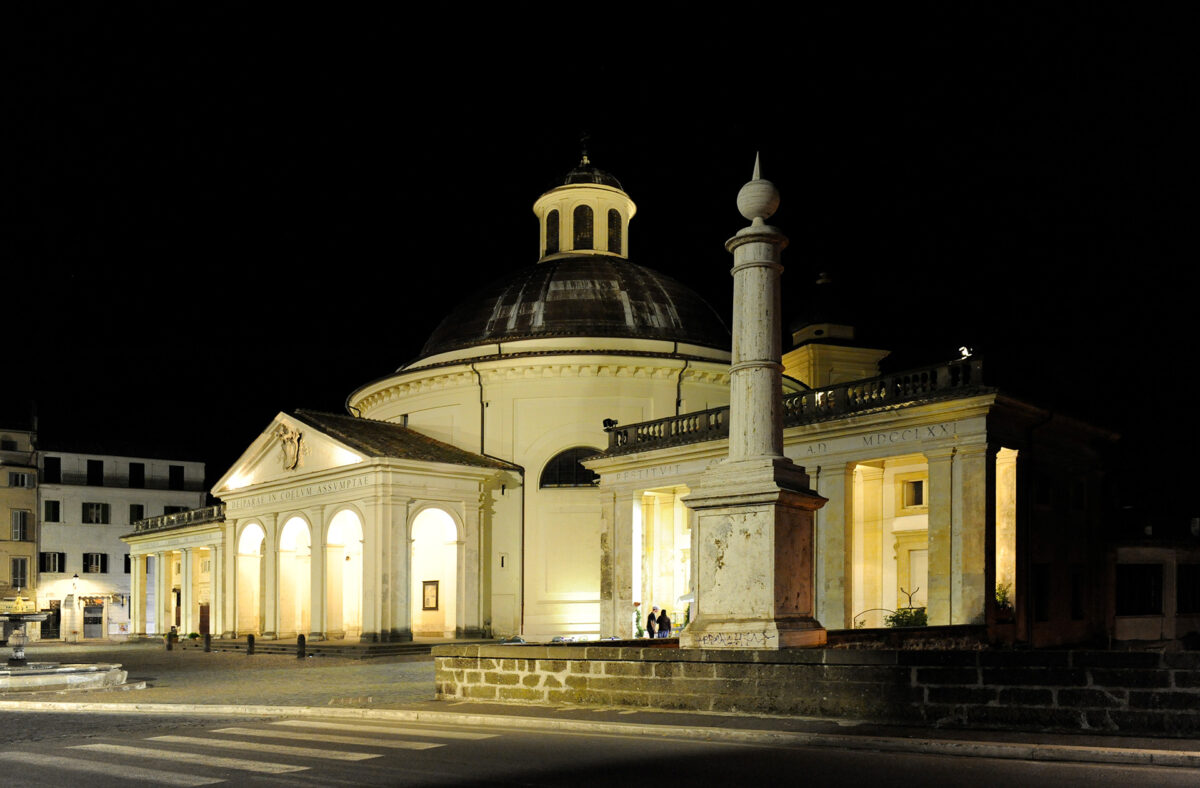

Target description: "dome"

left=414, top=255, right=729, bottom=363
left=563, top=162, right=623, bottom=189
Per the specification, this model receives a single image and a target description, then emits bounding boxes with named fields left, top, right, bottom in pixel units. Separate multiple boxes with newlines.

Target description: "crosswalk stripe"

left=149, top=735, right=380, bottom=761
left=210, top=727, right=443, bottom=750
left=0, top=751, right=223, bottom=785
left=72, top=743, right=309, bottom=774
left=268, top=719, right=498, bottom=740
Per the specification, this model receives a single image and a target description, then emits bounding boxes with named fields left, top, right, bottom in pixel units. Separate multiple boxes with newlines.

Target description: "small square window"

left=894, top=472, right=929, bottom=514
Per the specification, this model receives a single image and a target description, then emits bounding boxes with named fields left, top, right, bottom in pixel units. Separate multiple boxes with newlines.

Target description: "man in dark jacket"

left=646, top=606, right=659, bottom=638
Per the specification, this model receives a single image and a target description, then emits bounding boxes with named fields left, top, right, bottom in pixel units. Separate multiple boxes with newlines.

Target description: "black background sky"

left=3, top=5, right=1194, bottom=517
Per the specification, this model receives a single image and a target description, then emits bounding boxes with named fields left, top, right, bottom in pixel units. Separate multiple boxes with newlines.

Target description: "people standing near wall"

left=657, top=609, right=671, bottom=638
left=646, top=606, right=659, bottom=638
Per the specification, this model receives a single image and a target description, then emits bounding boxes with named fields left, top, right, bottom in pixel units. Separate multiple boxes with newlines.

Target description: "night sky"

left=4, top=6, right=1193, bottom=519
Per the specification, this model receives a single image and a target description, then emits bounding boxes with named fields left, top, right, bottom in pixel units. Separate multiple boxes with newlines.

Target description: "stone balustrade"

left=604, top=357, right=986, bottom=456
left=132, top=504, right=225, bottom=533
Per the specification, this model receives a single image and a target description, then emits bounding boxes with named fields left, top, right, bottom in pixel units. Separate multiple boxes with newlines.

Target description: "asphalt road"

left=1, top=712, right=1198, bottom=787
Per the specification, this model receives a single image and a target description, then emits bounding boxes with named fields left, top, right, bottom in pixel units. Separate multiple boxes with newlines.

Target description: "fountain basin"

left=0, top=662, right=130, bottom=693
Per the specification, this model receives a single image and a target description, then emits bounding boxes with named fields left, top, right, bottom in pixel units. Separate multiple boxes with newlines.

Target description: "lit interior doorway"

left=326, top=510, right=364, bottom=640
left=411, top=508, right=458, bottom=638
left=278, top=517, right=312, bottom=637
left=236, top=523, right=265, bottom=635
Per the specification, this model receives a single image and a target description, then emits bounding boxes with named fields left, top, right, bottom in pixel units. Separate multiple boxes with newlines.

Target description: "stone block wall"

left=434, top=644, right=1200, bottom=737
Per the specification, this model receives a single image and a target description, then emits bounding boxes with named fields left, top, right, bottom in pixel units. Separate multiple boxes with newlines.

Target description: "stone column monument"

left=679, top=156, right=827, bottom=649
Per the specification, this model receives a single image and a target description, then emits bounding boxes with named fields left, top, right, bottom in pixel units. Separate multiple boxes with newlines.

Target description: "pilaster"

left=925, top=447, right=956, bottom=625
left=179, top=547, right=194, bottom=635
left=953, top=442, right=995, bottom=625
left=817, top=461, right=856, bottom=628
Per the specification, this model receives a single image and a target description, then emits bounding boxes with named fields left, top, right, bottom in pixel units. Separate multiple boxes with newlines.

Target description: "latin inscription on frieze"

left=227, top=475, right=371, bottom=511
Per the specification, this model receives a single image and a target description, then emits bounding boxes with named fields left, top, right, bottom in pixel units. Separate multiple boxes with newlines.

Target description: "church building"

left=123, top=157, right=1114, bottom=648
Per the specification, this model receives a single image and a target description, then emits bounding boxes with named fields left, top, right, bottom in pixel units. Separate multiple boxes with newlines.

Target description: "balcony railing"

left=133, top=504, right=226, bottom=534
left=603, top=357, right=986, bottom=457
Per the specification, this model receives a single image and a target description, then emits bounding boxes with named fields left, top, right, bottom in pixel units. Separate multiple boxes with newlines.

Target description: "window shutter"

left=101, top=553, right=109, bottom=573
left=39, top=553, right=47, bottom=572
left=60, top=552, right=66, bottom=571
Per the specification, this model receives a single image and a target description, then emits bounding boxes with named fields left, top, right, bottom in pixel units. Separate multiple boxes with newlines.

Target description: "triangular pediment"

left=213, top=411, right=366, bottom=495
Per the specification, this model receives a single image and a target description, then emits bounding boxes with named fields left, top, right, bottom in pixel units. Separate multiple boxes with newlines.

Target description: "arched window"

left=573, top=205, right=593, bottom=250
left=545, top=209, right=559, bottom=255
left=607, top=209, right=622, bottom=254
left=540, top=446, right=601, bottom=488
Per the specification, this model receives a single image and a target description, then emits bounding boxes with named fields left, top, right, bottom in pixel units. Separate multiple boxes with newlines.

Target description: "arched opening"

left=411, top=508, right=458, bottom=638
left=573, top=204, right=593, bottom=250
left=236, top=523, right=265, bottom=635
left=607, top=208, right=622, bottom=254
left=278, top=517, right=311, bottom=637
left=326, top=509, right=364, bottom=640
left=545, top=209, right=559, bottom=255
left=539, top=446, right=600, bottom=487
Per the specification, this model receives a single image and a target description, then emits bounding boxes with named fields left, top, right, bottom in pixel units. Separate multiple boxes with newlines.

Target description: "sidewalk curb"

left=2, top=700, right=1198, bottom=769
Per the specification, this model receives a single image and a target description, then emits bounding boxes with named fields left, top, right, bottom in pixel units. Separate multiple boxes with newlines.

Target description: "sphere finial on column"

left=736, top=152, right=780, bottom=224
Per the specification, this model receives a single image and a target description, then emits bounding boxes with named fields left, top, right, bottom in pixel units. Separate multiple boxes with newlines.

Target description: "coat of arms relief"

left=275, top=424, right=308, bottom=471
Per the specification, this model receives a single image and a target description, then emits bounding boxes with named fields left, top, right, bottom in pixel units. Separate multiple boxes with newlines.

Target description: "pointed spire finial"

left=736, top=152, right=779, bottom=224
left=580, top=131, right=591, bottom=166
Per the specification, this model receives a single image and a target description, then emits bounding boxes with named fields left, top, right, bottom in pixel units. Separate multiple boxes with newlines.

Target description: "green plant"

left=884, top=607, right=928, bottom=627
left=187, top=632, right=200, bottom=639
left=633, top=603, right=644, bottom=638
left=995, top=582, right=1012, bottom=609
left=683, top=603, right=691, bottom=628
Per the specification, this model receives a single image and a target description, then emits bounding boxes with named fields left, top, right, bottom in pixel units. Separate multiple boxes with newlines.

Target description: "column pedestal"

left=680, top=458, right=826, bottom=649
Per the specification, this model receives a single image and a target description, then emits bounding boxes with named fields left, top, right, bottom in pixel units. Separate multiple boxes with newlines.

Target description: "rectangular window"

left=83, top=552, right=108, bottom=574
left=129, top=504, right=145, bottom=524
left=1116, top=563, right=1164, bottom=616
left=1178, top=564, right=1200, bottom=615
left=87, top=459, right=104, bottom=486
left=82, top=502, right=111, bottom=524
left=39, top=552, right=67, bottom=573
left=124, top=554, right=132, bottom=574
left=0, top=439, right=16, bottom=451
left=129, top=462, right=145, bottom=489
left=10, top=510, right=31, bottom=541
left=43, top=456, right=61, bottom=484
left=11, top=557, right=28, bottom=588
left=7, top=472, right=34, bottom=488
left=44, top=500, right=60, bottom=522
left=168, top=464, right=185, bottom=490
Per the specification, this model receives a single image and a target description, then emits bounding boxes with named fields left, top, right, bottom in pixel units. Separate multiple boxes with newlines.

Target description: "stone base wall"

left=434, top=644, right=1200, bottom=737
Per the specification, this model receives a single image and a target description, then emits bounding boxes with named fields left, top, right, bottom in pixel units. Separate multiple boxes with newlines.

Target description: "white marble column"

left=681, top=158, right=826, bottom=650
left=209, top=543, right=224, bottom=638
left=154, top=551, right=169, bottom=635
left=130, top=554, right=146, bottom=637
left=261, top=515, right=278, bottom=639
left=309, top=512, right=327, bottom=641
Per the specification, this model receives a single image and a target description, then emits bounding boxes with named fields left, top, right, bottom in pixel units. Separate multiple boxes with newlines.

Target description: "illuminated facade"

left=123, top=159, right=1115, bottom=647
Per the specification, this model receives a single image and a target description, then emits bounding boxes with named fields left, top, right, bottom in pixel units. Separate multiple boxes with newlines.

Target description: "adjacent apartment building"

left=1, top=428, right=38, bottom=606
left=36, top=448, right=206, bottom=640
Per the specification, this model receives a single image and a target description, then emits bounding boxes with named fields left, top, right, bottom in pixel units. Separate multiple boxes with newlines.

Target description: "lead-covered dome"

left=415, top=255, right=729, bottom=363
